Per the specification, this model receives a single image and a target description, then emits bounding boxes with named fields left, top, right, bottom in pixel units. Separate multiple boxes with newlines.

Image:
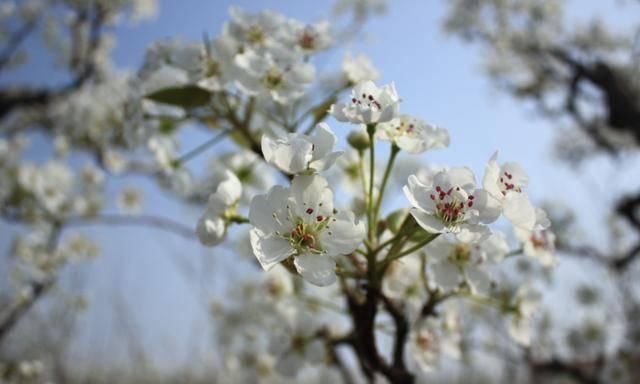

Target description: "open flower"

left=226, top=7, right=286, bottom=50
left=407, top=310, right=461, bottom=374
left=508, top=285, right=541, bottom=346
left=483, top=152, right=537, bottom=232
left=404, top=167, right=501, bottom=242
left=425, top=232, right=508, bottom=295
left=197, top=170, right=242, bottom=246
left=342, top=53, right=379, bottom=85
left=376, top=115, right=450, bottom=153
left=249, top=175, right=365, bottom=286
left=515, top=208, right=555, bottom=267
left=330, top=81, right=400, bottom=124
left=261, top=123, right=343, bottom=175
left=234, top=47, right=315, bottom=104
left=283, top=20, right=332, bottom=54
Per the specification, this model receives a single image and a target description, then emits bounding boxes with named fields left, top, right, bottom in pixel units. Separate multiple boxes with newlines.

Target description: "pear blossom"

left=225, top=7, right=286, bottom=50
left=249, top=175, right=365, bottom=286
left=483, top=152, right=537, bottom=232
left=18, top=161, right=73, bottom=214
left=425, top=232, right=508, bottom=294
left=404, top=167, right=501, bottom=242
left=330, top=81, right=400, bottom=124
left=376, top=115, right=450, bottom=153
left=197, top=36, right=237, bottom=91
left=197, top=170, right=242, bottom=246
left=214, top=150, right=274, bottom=202
left=234, top=47, right=315, bottom=104
left=507, top=285, right=542, bottom=346
left=268, top=309, right=326, bottom=377
left=261, top=123, right=343, bottom=175
left=148, top=135, right=178, bottom=170
left=283, top=20, right=332, bottom=54
left=407, top=311, right=462, bottom=374
left=515, top=208, right=556, bottom=267
left=342, top=53, right=380, bottom=84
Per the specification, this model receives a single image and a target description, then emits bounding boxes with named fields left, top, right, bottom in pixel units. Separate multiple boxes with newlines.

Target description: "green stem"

left=373, top=144, right=399, bottom=230
left=172, top=129, right=229, bottom=166
left=378, top=233, right=440, bottom=274
left=228, top=215, right=250, bottom=224
left=366, top=124, right=376, bottom=245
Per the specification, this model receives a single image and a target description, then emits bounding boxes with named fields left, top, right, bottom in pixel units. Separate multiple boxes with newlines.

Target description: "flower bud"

left=347, top=128, right=370, bottom=150
left=385, top=208, right=409, bottom=234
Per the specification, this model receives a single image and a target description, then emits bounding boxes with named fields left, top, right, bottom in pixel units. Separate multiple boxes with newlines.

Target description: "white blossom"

left=234, top=46, right=315, bottom=104
left=330, top=80, right=400, bottom=124
left=376, top=115, right=450, bottom=153
left=262, top=123, right=343, bottom=175
left=197, top=170, right=242, bottom=246
left=249, top=175, right=365, bottom=286
left=404, top=167, right=501, bottom=242
left=342, top=53, right=380, bottom=84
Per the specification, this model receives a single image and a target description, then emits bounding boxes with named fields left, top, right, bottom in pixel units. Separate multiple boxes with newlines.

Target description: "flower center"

left=351, top=92, right=382, bottom=110
left=450, top=244, right=471, bottom=264
left=530, top=230, right=552, bottom=251
left=287, top=213, right=329, bottom=254
left=203, top=57, right=221, bottom=78
left=416, top=331, right=437, bottom=352
left=262, top=67, right=284, bottom=90
left=245, top=25, right=264, bottom=44
left=298, top=28, right=317, bottom=50
left=499, top=171, right=522, bottom=195
left=429, top=185, right=475, bottom=226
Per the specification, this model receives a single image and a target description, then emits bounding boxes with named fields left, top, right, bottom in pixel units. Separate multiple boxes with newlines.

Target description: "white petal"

left=250, top=229, right=296, bottom=271
left=482, top=151, right=502, bottom=198
left=196, top=214, right=225, bottom=246
left=472, top=189, right=501, bottom=224
left=430, top=261, right=460, bottom=291
left=310, top=122, right=337, bottom=159
left=249, top=185, right=293, bottom=233
left=404, top=175, right=435, bottom=212
left=410, top=208, right=446, bottom=234
left=464, top=265, right=491, bottom=295
left=215, top=169, right=242, bottom=205
left=319, top=210, right=365, bottom=255
left=262, top=134, right=313, bottom=174
left=503, top=192, right=536, bottom=231
left=290, top=175, right=333, bottom=221
left=294, top=254, right=337, bottom=286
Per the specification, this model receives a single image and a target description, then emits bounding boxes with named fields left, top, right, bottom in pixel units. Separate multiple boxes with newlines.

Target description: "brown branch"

left=530, top=358, right=602, bottom=384
left=0, top=19, right=37, bottom=72
left=63, top=214, right=196, bottom=240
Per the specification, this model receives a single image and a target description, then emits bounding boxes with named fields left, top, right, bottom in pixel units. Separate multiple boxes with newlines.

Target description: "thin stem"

left=366, top=124, right=376, bottom=245
left=373, top=144, right=399, bottom=230
left=393, top=233, right=439, bottom=260
left=378, top=233, right=440, bottom=274
left=173, top=129, right=230, bottom=166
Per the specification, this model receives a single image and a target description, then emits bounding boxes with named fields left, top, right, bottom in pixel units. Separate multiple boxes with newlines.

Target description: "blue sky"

left=4, top=0, right=640, bottom=371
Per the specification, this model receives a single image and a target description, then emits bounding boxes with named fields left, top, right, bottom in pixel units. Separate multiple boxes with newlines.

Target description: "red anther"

left=368, top=95, right=373, bottom=100
left=435, top=186, right=441, bottom=192
left=468, top=201, right=474, bottom=207
left=316, top=215, right=324, bottom=222
left=468, top=195, right=475, bottom=200
left=306, top=208, right=314, bottom=214
left=352, top=98, right=357, bottom=103
left=430, top=194, right=436, bottom=200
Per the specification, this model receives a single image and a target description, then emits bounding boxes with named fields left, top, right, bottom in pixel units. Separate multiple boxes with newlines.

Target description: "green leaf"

left=145, top=85, right=212, bottom=108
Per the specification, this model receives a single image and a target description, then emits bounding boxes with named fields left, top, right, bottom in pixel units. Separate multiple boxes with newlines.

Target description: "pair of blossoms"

left=198, top=81, right=550, bottom=287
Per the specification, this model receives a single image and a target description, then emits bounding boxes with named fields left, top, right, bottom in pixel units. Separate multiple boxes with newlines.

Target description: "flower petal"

left=250, top=229, right=295, bottom=271
left=294, top=253, right=337, bottom=286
